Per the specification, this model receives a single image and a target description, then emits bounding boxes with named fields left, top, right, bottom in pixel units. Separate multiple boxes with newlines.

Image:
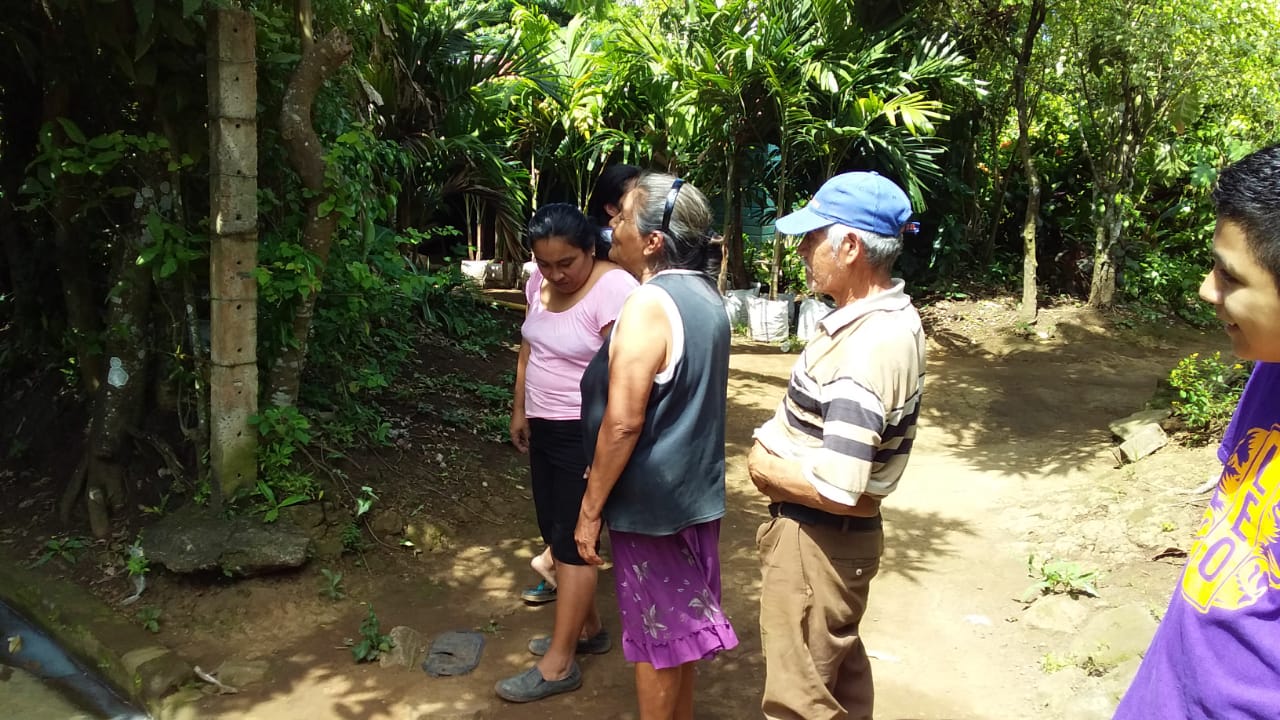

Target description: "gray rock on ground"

left=380, top=626, right=428, bottom=669
left=214, top=658, right=270, bottom=688
left=404, top=521, right=451, bottom=553
left=1068, top=604, right=1158, bottom=669
left=1117, top=423, right=1168, bottom=463
left=1109, top=409, right=1172, bottom=440
left=1022, top=594, right=1093, bottom=633
left=370, top=510, right=405, bottom=539
left=143, top=505, right=312, bottom=576
left=1062, top=682, right=1124, bottom=720
left=1098, top=656, right=1143, bottom=702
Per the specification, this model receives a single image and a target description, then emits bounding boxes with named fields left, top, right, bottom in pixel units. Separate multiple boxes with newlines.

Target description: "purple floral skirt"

left=610, top=519, right=739, bottom=670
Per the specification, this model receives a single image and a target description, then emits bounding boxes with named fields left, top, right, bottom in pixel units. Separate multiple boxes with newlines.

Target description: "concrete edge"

left=0, top=545, right=198, bottom=718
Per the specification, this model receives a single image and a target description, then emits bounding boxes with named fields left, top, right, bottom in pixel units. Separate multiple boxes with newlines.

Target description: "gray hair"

left=633, top=173, right=713, bottom=272
left=827, top=223, right=902, bottom=270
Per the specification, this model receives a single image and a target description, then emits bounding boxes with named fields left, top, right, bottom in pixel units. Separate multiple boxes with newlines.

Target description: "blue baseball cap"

left=775, top=171, right=912, bottom=237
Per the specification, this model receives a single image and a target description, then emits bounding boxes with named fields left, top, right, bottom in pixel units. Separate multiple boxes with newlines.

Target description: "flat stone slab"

left=144, top=505, right=312, bottom=576
left=1022, top=594, right=1093, bottom=633
left=1068, top=604, right=1158, bottom=669
left=214, top=658, right=270, bottom=688
left=1109, top=409, right=1172, bottom=440
left=1118, top=423, right=1168, bottom=463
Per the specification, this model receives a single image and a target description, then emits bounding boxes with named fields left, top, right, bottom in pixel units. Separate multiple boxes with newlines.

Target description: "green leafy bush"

left=249, top=406, right=319, bottom=512
left=1168, top=352, right=1252, bottom=443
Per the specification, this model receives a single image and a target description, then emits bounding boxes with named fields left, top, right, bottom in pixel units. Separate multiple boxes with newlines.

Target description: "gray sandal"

left=527, top=628, right=611, bottom=657
left=494, top=662, right=582, bottom=702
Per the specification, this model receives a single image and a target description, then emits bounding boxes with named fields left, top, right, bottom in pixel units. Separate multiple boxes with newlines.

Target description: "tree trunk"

left=43, top=83, right=103, bottom=393
left=722, top=146, right=747, bottom=290
left=84, top=203, right=156, bottom=536
left=1018, top=172, right=1040, bottom=322
left=1014, top=0, right=1046, bottom=323
left=770, top=137, right=789, bottom=302
left=267, top=26, right=353, bottom=408
left=1082, top=72, right=1142, bottom=309
left=1087, top=196, right=1121, bottom=307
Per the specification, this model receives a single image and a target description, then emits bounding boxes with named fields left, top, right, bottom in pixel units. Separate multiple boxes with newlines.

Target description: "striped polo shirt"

left=753, top=280, right=925, bottom=505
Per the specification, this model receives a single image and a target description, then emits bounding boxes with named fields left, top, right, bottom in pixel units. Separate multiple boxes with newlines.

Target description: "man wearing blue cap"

left=747, top=172, right=926, bottom=719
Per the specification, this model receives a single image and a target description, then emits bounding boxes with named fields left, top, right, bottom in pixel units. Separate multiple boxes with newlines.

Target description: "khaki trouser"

left=757, top=517, right=884, bottom=720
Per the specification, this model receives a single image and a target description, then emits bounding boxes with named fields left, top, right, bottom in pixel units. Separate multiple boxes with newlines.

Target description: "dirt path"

left=178, top=306, right=1224, bottom=720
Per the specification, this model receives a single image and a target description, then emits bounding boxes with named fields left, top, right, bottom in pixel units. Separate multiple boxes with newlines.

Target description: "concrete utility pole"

left=208, top=9, right=259, bottom=497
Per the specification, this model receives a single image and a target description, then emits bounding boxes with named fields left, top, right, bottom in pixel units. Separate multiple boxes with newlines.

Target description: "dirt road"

left=183, top=306, right=1222, bottom=720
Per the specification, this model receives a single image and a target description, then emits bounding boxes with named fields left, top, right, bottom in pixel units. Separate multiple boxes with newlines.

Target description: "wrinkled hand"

left=510, top=411, right=530, bottom=454
left=748, top=441, right=777, bottom=498
left=575, top=510, right=604, bottom=566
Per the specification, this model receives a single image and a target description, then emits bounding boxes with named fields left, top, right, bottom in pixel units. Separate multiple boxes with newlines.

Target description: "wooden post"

left=208, top=9, right=259, bottom=497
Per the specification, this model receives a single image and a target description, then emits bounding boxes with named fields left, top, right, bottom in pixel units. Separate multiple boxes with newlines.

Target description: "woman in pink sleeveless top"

left=496, top=204, right=638, bottom=703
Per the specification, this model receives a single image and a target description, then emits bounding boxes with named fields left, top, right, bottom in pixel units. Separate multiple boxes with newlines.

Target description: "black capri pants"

left=528, top=417, right=591, bottom=566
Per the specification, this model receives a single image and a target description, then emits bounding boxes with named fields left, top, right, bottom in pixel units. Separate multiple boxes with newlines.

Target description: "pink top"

left=522, top=265, right=638, bottom=420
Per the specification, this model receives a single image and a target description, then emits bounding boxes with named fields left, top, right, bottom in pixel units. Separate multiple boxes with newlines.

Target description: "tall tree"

left=267, top=0, right=352, bottom=407
left=1060, top=0, right=1278, bottom=307
left=1013, top=0, right=1046, bottom=322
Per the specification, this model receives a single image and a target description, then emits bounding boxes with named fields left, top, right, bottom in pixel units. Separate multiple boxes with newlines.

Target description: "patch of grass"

left=411, top=373, right=514, bottom=443
left=779, top=335, right=806, bottom=353
left=1040, top=652, right=1072, bottom=673
left=420, top=373, right=511, bottom=404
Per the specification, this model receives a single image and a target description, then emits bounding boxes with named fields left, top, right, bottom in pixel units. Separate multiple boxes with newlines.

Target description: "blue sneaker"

left=521, top=579, right=557, bottom=604
left=495, top=662, right=582, bottom=702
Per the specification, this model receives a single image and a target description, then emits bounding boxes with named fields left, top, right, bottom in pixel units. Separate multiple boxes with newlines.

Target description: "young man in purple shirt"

left=1115, top=144, right=1280, bottom=719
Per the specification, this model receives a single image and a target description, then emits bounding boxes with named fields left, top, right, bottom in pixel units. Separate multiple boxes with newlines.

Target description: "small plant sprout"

left=32, top=536, right=90, bottom=567
left=254, top=480, right=310, bottom=523
left=1020, top=555, right=1101, bottom=602
left=136, top=607, right=161, bottom=633
left=1039, top=651, right=1077, bottom=673
left=350, top=603, right=393, bottom=663
left=340, top=522, right=365, bottom=553
left=125, top=544, right=149, bottom=578
left=355, top=486, right=378, bottom=519
left=319, top=569, right=345, bottom=601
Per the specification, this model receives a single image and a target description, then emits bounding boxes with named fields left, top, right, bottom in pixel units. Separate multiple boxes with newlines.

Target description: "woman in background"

left=498, top=203, right=639, bottom=703
left=587, top=163, right=641, bottom=246
left=520, top=163, right=643, bottom=603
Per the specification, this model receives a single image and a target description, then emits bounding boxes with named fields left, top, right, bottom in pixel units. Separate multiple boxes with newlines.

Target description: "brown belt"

left=768, top=502, right=882, bottom=532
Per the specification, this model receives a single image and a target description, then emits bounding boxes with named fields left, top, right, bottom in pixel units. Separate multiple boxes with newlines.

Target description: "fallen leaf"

left=1152, top=547, right=1187, bottom=561
left=7, top=635, right=21, bottom=654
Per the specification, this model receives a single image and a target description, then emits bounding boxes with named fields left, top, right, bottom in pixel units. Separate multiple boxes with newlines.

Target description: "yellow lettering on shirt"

left=1181, top=426, right=1280, bottom=613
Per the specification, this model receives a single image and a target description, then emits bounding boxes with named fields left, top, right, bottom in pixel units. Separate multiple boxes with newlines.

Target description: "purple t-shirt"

left=1115, top=362, right=1280, bottom=719
left=522, top=265, right=637, bottom=421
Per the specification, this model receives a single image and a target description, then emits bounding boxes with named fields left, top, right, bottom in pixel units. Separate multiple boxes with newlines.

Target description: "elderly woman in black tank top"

left=575, top=173, right=739, bottom=719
